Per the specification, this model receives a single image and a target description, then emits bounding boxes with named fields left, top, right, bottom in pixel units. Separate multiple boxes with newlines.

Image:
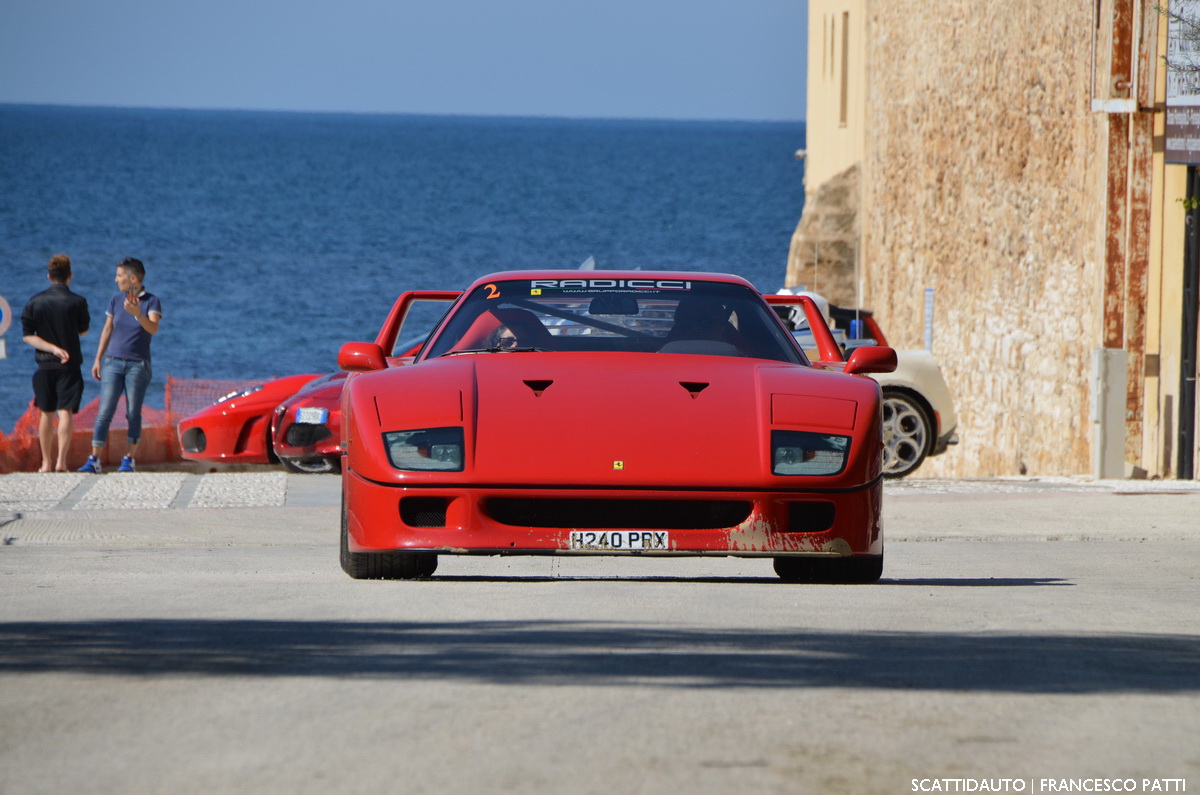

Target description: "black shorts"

left=32, top=367, right=85, bottom=413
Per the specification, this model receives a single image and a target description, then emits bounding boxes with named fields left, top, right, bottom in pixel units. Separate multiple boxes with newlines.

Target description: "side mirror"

left=843, top=346, right=897, bottom=375
left=339, top=342, right=387, bottom=372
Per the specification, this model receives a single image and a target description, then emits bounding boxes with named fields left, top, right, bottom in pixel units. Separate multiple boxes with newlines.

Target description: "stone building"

left=791, top=0, right=1198, bottom=480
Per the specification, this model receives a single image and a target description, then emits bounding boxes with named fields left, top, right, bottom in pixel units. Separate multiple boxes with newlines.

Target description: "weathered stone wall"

left=860, top=1, right=1106, bottom=477
left=786, top=164, right=859, bottom=307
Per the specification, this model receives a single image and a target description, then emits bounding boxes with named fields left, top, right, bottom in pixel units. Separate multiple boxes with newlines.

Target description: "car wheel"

left=773, top=554, right=883, bottom=584
left=282, top=456, right=341, bottom=474
left=882, top=390, right=931, bottom=479
left=340, top=494, right=438, bottom=580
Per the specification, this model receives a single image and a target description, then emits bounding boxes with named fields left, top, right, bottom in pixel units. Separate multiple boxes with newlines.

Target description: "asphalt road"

left=0, top=475, right=1197, bottom=794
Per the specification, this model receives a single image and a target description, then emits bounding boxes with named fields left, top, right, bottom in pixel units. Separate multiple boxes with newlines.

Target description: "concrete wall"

left=859, top=1, right=1106, bottom=476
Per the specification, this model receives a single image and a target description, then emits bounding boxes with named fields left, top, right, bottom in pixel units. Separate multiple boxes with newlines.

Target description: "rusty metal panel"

left=1103, top=0, right=1135, bottom=357
left=1126, top=111, right=1155, bottom=465
left=1136, top=0, right=1160, bottom=108
left=1104, top=113, right=1130, bottom=350
left=1111, top=0, right=1135, bottom=99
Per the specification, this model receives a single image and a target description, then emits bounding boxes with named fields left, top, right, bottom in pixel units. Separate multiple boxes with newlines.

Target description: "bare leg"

left=55, top=409, right=74, bottom=472
left=37, top=411, right=54, bottom=472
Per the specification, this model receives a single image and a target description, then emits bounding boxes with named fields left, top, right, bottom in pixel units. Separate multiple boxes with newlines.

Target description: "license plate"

left=569, top=530, right=670, bottom=551
left=295, top=407, right=328, bottom=425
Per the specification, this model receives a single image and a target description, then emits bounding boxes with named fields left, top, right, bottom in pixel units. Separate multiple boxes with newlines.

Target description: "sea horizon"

left=0, top=100, right=805, bottom=127
left=1, top=104, right=806, bottom=432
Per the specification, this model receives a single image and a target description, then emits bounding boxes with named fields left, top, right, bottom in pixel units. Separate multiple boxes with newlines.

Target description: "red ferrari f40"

left=338, top=272, right=896, bottom=582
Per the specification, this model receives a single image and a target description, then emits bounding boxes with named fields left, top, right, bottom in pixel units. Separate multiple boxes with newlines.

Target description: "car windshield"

left=422, top=277, right=806, bottom=364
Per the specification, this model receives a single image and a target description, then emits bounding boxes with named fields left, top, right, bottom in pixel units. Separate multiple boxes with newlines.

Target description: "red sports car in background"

left=177, top=292, right=459, bottom=472
left=337, top=271, right=897, bottom=582
left=270, top=373, right=348, bottom=473
left=178, top=373, right=323, bottom=466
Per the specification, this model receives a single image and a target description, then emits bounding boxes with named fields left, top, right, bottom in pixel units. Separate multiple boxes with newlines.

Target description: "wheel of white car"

left=881, top=390, right=931, bottom=479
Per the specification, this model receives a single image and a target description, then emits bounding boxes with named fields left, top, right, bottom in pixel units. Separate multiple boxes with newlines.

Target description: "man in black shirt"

left=21, top=254, right=91, bottom=472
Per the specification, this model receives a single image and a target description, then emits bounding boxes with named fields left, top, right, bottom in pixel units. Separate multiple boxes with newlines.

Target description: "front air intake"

left=485, top=498, right=752, bottom=529
left=524, top=380, right=554, bottom=397
left=785, top=501, right=836, bottom=533
left=400, top=497, right=450, bottom=528
left=181, top=427, right=206, bottom=453
left=285, top=424, right=332, bottom=447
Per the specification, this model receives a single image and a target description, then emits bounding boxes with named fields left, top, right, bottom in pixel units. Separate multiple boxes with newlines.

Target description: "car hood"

left=351, top=352, right=881, bottom=488
left=281, top=372, right=348, bottom=407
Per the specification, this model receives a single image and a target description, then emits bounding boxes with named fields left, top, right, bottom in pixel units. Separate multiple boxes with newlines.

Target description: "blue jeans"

left=92, top=357, right=152, bottom=447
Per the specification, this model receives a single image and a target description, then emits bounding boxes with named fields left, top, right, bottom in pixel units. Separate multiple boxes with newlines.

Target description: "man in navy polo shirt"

left=79, top=257, right=163, bottom=474
left=21, top=254, right=91, bottom=472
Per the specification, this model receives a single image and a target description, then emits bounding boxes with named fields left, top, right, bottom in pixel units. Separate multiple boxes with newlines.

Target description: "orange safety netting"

left=0, top=375, right=264, bottom=473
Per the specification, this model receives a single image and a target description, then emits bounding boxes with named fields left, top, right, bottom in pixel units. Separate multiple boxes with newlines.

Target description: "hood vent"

left=680, top=381, right=710, bottom=399
left=523, top=379, right=554, bottom=397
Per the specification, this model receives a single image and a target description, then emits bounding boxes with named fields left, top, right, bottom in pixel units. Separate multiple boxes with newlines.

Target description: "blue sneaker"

left=117, top=456, right=135, bottom=473
left=78, top=455, right=101, bottom=474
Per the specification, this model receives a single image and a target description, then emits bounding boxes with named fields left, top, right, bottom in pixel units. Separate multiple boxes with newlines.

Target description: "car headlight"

left=383, top=427, right=464, bottom=471
left=215, top=384, right=264, bottom=405
left=772, top=430, right=850, bottom=476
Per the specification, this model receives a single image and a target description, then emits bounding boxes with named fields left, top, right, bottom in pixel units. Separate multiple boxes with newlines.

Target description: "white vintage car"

left=775, top=290, right=958, bottom=478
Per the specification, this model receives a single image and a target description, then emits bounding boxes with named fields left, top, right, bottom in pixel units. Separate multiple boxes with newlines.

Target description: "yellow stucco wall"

left=1155, top=163, right=1190, bottom=475
left=802, top=0, right=865, bottom=189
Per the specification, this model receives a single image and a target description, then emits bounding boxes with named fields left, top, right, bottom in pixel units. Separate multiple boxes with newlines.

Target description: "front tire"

left=773, top=554, right=883, bottom=584
left=882, top=390, right=931, bottom=479
left=340, top=494, right=438, bottom=580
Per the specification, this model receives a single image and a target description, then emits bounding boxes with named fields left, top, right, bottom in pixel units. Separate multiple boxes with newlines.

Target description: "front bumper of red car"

left=343, top=468, right=883, bottom=558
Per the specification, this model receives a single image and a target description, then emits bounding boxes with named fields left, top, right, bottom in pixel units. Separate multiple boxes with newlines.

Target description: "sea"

left=0, top=104, right=805, bottom=433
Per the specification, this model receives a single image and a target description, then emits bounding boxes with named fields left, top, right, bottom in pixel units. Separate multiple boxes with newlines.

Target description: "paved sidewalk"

left=4, top=471, right=1200, bottom=517
left=0, top=471, right=341, bottom=519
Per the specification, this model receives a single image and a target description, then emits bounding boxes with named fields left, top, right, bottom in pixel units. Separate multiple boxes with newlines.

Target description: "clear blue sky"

left=1, top=0, right=807, bottom=121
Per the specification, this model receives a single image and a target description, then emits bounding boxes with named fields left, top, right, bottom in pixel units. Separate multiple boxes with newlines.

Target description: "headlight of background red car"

left=214, top=384, right=264, bottom=404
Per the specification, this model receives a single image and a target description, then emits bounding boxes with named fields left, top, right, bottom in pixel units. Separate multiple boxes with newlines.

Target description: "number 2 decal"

left=484, top=283, right=500, bottom=299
